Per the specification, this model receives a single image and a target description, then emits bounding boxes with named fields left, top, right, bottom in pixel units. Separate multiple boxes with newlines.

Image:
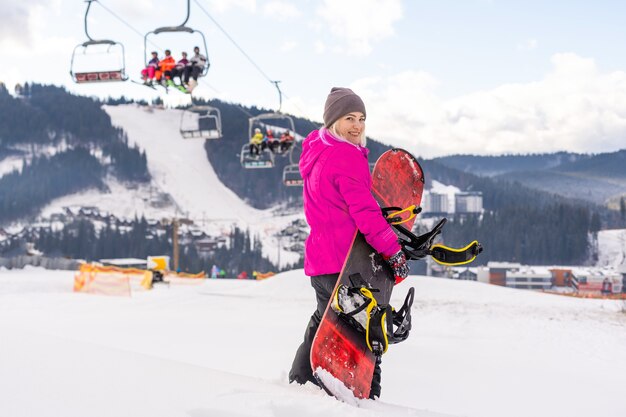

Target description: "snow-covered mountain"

left=31, top=103, right=626, bottom=270
left=1, top=267, right=624, bottom=417
left=34, top=104, right=305, bottom=267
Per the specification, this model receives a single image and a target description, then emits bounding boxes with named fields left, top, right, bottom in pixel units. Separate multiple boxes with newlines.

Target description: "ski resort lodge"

left=422, top=190, right=483, bottom=216
left=433, top=261, right=626, bottom=296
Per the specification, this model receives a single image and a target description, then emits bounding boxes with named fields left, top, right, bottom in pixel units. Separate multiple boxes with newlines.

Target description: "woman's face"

left=335, top=112, right=365, bottom=145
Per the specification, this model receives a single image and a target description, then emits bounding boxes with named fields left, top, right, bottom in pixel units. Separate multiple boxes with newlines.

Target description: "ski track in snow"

left=1, top=267, right=625, bottom=417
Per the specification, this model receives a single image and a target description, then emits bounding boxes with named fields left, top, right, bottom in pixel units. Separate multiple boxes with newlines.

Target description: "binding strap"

left=382, top=206, right=422, bottom=225
left=388, top=287, right=415, bottom=344
left=430, top=240, right=483, bottom=266
left=367, top=307, right=389, bottom=356
left=331, top=274, right=416, bottom=356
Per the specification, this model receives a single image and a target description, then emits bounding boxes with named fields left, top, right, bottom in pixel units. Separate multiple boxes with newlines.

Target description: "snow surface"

left=1, top=267, right=624, bottom=417
left=430, top=180, right=461, bottom=196
left=103, top=105, right=261, bottom=224
left=0, top=143, right=64, bottom=177
left=597, top=228, right=626, bottom=270
left=0, top=154, right=24, bottom=177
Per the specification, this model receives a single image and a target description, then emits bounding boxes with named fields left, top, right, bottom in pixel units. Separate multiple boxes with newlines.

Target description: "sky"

left=2, top=0, right=626, bottom=158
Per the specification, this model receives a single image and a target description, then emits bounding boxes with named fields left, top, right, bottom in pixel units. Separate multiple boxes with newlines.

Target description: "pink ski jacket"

left=299, top=128, right=401, bottom=277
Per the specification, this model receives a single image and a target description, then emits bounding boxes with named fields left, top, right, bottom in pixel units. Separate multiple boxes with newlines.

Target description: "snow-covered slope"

left=103, top=104, right=262, bottom=224
left=1, top=268, right=624, bottom=417
left=597, top=228, right=626, bottom=270
left=33, top=104, right=302, bottom=266
left=104, top=104, right=303, bottom=266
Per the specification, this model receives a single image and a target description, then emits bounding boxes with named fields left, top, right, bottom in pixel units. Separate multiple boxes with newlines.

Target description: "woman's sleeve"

left=334, top=149, right=401, bottom=257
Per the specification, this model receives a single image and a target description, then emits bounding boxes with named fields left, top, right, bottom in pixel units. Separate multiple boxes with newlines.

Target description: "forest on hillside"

left=1, top=86, right=621, bottom=268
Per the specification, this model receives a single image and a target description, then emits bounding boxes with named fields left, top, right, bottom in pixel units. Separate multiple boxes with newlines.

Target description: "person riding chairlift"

left=156, top=49, right=176, bottom=86
left=141, top=51, right=160, bottom=85
left=168, top=51, right=189, bottom=88
left=184, top=46, right=207, bottom=91
left=279, top=130, right=295, bottom=153
left=249, top=127, right=263, bottom=157
left=265, top=129, right=279, bottom=153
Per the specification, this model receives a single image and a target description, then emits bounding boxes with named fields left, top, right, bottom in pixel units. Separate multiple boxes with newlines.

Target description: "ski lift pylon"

left=70, top=0, right=128, bottom=84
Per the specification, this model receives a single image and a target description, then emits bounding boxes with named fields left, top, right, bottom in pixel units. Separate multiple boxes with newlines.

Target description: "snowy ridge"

left=1, top=267, right=624, bottom=417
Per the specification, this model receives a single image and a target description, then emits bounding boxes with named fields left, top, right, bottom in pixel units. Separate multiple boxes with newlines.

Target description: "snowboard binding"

left=331, top=273, right=416, bottom=357
left=382, top=211, right=484, bottom=265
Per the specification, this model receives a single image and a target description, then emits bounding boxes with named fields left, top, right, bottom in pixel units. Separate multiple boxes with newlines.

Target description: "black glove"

left=385, top=250, right=409, bottom=284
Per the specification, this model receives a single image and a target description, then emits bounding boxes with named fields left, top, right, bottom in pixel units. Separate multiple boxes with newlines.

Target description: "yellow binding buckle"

left=430, top=240, right=480, bottom=266
left=387, top=205, right=418, bottom=225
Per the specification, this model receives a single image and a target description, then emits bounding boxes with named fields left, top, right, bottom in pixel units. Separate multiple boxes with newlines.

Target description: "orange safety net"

left=253, top=271, right=276, bottom=280
left=74, top=263, right=206, bottom=293
left=74, top=264, right=132, bottom=297
left=164, top=271, right=207, bottom=286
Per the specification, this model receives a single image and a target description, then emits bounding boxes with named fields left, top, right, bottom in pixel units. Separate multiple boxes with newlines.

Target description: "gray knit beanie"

left=323, top=87, right=366, bottom=128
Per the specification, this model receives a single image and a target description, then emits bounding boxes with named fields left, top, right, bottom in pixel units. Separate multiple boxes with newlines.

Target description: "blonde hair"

left=329, top=116, right=366, bottom=146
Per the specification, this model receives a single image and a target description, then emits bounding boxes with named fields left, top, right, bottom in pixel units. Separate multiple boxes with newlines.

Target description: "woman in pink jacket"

left=289, top=87, right=409, bottom=399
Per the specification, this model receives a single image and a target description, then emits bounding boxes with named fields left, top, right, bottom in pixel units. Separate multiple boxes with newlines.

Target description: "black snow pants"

left=289, top=273, right=383, bottom=399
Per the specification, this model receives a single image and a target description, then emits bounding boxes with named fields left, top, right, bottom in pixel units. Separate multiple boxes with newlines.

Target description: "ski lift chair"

left=241, top=113, right=294, bottom=169
left=70, top=1, right=128, bottom=84
left=281, top=135, right=302, bottom=186
left=144, top=24, right=209, bottom=81
left=70, top=40, right=128, bottom=83
left=282, top=164, right=303, bottom=186
left=240, top=144, right=275, bottom=169
left=180, top=106, right=222, bottom=139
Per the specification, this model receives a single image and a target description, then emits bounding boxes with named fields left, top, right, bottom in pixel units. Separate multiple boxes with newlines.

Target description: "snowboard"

left=310, top=148, right=425, bottom=402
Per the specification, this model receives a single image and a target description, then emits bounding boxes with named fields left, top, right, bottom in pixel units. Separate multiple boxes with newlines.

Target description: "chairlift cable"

left=97, top=0, right=226, bottom=93
left=95, top=0, right=289, bottom=119
left=193, top=0, right=273, bottom=83
left=192, top=0, right=306, bottom=116
left=96, top=0, right=162, bottom=51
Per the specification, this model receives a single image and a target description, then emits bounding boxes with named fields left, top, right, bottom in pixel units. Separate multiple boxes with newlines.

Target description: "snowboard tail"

left=312, top=310, right=376, bottom=399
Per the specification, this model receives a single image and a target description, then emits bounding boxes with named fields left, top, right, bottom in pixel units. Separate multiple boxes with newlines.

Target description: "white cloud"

left=0, top=0, right=58, bottom=45
left=316, top=0, right=403, bottom=56
left=350, top=53, right=626, bottom=158
left=262, top=1, right=302, bottom=20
